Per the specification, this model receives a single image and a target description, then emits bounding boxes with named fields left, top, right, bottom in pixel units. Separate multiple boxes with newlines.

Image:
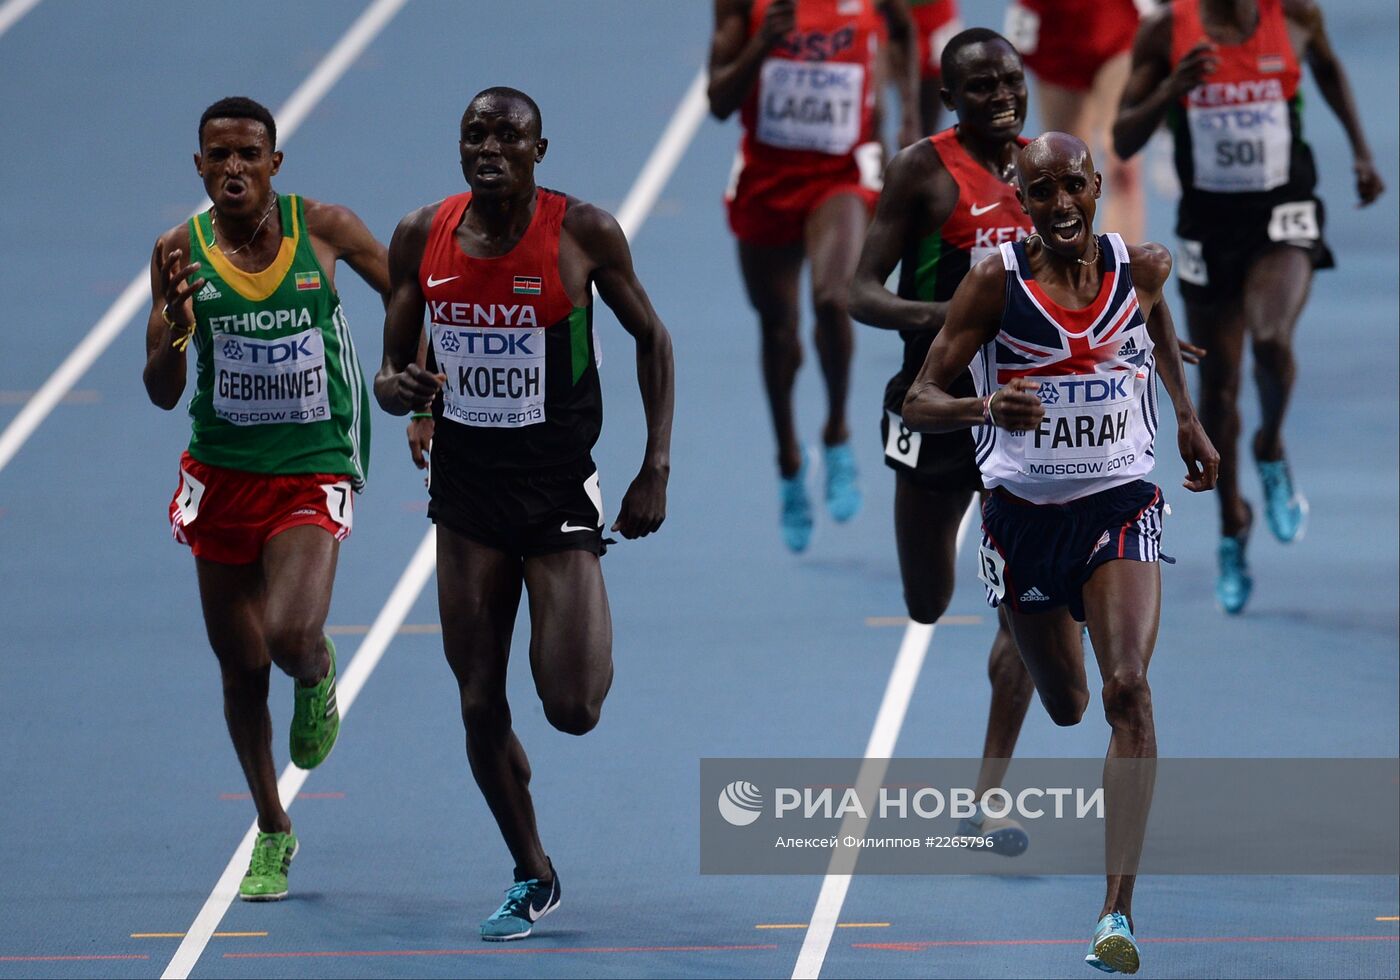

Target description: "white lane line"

left=159, top=531, right=436, bottom=980
left=792, top=502, right=978, bottom=980
left=0, top=0, right=409, bottom=478
left=158, top=65, right=710, bottom=980
left=0, top=0, right=42, bottom=40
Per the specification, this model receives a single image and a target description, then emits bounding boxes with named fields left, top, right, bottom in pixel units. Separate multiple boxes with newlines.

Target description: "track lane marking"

left=0, top=0, right=42, bottom=40
left=792, top=503, right=977, bottom=980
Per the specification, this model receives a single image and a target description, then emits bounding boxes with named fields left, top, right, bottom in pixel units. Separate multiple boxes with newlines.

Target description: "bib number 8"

left=884, top=410, right=922, bottom=468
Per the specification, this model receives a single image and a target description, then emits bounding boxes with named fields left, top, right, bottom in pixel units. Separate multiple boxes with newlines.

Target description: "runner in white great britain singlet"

left=971, top=232, right=1157, bottom=504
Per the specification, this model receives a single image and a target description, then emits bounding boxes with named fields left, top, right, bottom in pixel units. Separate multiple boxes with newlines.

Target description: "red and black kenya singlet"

left=421, top=188, right=600, bottom=471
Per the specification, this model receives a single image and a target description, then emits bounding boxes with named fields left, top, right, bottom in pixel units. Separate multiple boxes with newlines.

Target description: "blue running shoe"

left=956, top=812, right=1029, bottom=857
left=1216, top=533, right=1253, bottom=615
left=1256, top=457, right=1308, bottom=543
left=481, top=865, right=561, bottom=942
left=823, top=442, right=862, bottom=523
left=1085, top=912, right=1140, bottom=974
left=780, top=462, right=814, bottom=553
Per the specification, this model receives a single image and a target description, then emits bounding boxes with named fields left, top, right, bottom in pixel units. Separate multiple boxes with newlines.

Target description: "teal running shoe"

left=239, top=830, right=298, bottom=902
left=1085, top=911, right=1140, bottom=974
left=1216, top=533, right=1253, bottom=615
left=956, top=811, right=1029, bottom=857
left=290, top=635, right=339, bottom=770
left=779, top=462, right=814, bottom=553
left=1256, top=457, right=1308, bottom=543
left=481, top=865, right=561, bottom=942
left=823, top=442, right=862, bottom=523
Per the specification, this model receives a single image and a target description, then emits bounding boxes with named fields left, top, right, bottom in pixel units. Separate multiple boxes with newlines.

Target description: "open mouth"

left=1051, top=216, right=1083, bottom=243
left=990, top=109, right=1018, bottom=127
left=475, top=164, right=504, bottom=180
left=223, top=178, right=247, bottom=200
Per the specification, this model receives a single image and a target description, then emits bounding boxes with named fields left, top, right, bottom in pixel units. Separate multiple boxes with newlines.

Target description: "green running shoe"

left=290, top=635, right=339, bottom=770
left=481, top=864, right=562, bottom=941
left=239, top=830, right=298, bottom=902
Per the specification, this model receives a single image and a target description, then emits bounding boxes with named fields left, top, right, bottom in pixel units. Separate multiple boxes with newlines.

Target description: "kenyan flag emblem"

left=295, top=271, right=321, bottom=291
left=513, top=276, right=542, bottom=295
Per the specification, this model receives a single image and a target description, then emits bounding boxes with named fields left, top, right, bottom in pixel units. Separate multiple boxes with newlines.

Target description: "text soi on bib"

left=757, top=60, right=864, bottom=155
left=1186, top=80, right=1291, bottom=192
left=213, top=327, right=330, bottom=426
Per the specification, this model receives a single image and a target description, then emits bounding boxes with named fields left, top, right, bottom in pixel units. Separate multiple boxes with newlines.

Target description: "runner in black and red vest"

left=375, top=87, right=675, bottom=943
left=850, top=28, right=1036, bottom=857
left=1114, top=0, right=1385, bottom=613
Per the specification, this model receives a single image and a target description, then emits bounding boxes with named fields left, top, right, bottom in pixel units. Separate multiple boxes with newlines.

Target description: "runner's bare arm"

left=1287, top=0, right=1384, bottom=205
left=143, top=228, right=203, bottom=411
left=876, top=0, right=921, bottom=148
left=374, top=207, right=444, bottom=416
left=304, top=198, right=391, bottom=302
left=570, top=204, right=674, bottom=539
left=903, top=257, right=1039, bottom=434
left=849, top=142, right=955, bottom=332
left=1132, top=243, right=1219, bottom=492
left=708, top=0, right=794, bottom=119
left=1112, top=11, right=1218, bottom=160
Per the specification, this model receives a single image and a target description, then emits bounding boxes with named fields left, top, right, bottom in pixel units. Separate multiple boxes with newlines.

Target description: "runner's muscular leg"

left=738, top=240, right=806, bottom=477
left=1185, top=295, right=1251, bottom=536
left=1082, top=557, right=1163, bottom=922
left=436, top=526, right=543, bottom=879
left=1002, top=605, right=1089, bottom=727
left=1085, top=52, right=1143, bottom=244
left=893, top=476, right=972, bottom=624
left=805, top=191, right=869, bottom=447
left=976, top=605, right=1035, bottom=798
left=522, top=549, right=614, bottom=738
left=1241, top=246, right=1314, bottom=462
left=195, top=556, right=286, bottom=834
left=261, top=524, right=338, bottom=684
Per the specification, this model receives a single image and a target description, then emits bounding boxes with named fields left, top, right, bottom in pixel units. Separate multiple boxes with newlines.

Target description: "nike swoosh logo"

left=560, top=522, right=596, bottom=533
left=426, top=274, right=460, bottom=287
left=969, top=202, right=1000, bottom=216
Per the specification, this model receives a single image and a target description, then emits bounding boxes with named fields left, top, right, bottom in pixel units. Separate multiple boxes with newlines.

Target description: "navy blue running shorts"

left=977, top=480, right=1167, bottom=622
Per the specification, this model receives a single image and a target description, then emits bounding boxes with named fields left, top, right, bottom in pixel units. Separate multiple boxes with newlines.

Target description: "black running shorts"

left=880, top=372, right=985, bottom=493
left=1175, top=194, right=1334, bottom=305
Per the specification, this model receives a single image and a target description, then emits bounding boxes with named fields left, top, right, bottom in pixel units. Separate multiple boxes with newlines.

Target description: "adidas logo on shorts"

left=1019, top=587, right=1050, bottom=603
left=197, top=281, right=222, bottom=301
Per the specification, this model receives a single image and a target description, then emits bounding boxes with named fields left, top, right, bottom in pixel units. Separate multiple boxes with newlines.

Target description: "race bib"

left=1176, top=238, right=1208, bottom=286
left=1186, top=88, right=1291, bottom=193
left=432, top=321, right=546, bottom=429
left=212, top=327, right=330, bottom=426
left=1021, top=373, right=1139, bottom=472
left=884, top=410, right=922, bottom=468
left=322, top=481, right=353, bottom=531
left=977, top=540, right=1007, bottom=600
left=756, top=58, right=864, bottom=155
left=1267, top=200, right=1319, bottom=243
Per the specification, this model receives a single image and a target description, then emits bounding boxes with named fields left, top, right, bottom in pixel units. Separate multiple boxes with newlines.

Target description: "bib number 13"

left=977, top=540, right=1007, bottom=600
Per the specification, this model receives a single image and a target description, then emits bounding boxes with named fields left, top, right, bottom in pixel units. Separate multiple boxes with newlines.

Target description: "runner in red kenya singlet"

left=851, top=28, right=1035, bottom=855
left=1114, top=0, right=1384, bottom=613
left=708, top=0, right=918, bottom=552
left=375, top=87, right=675, bottom=943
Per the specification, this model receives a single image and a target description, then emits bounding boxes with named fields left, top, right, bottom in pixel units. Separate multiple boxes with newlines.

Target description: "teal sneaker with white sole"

left=779, top=462, right=814, bottom=553
left=1256, top=457, right=1308, bottom=543
left=481, top=864, right=561, bottom=941
left=1085, top=911, right=1139, bottom=974
left=956, top=811, right=1029, bottom=857
left=823, top=442, right=862, bottom=523
left=290, top=635, right=339, bottom=770
left=239, top=830, right=298, bottom=901
left=1216, top=533, right=1253, bottom=615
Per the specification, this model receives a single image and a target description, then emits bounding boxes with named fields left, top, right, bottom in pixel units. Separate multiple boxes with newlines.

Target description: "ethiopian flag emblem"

left=513, top=276, right=542, bottom=295
left=295, top=271, right=322, bottom=291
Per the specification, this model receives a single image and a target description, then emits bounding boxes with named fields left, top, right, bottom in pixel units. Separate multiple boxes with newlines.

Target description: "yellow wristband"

left=162, top=305, right=195, bottom=352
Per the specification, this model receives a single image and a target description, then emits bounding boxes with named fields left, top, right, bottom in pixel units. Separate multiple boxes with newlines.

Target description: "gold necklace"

left=1027, top=232, right=1099, bottom=267
left=211, top=197, right=278, bottom=255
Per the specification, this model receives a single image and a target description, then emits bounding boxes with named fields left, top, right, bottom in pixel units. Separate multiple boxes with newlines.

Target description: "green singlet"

left=184, top=193, right=370, bottom=490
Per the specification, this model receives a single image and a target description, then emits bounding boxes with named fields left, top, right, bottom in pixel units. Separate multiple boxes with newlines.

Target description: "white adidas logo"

left=197, top=281, right=222, bottom=301
left=1019, top=587, right=1049, bottom=602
